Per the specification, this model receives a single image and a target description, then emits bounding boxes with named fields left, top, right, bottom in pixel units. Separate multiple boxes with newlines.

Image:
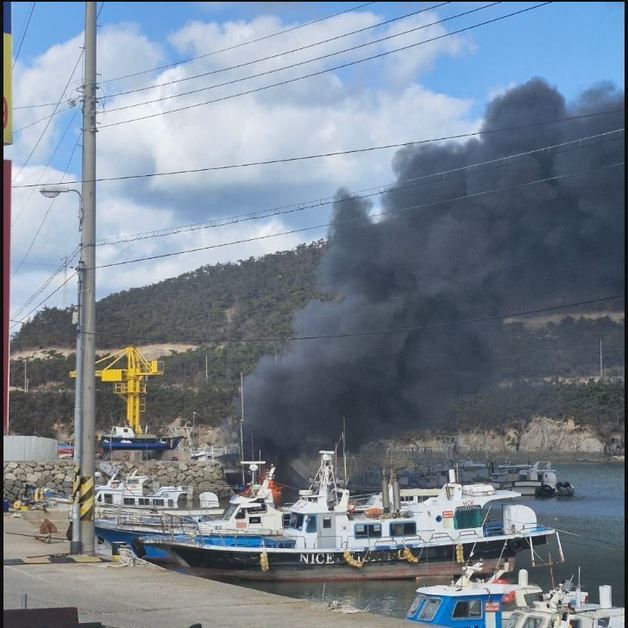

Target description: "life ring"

left=365, top=507, right=383, bottom=518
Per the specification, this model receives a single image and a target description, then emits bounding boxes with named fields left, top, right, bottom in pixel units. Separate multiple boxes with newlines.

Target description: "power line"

left=13, top=103, right=78, bottom=135
left=12, top=129, right=619, bottom=323
left=99, top=2, right=551, bottom=129
left=12, top=295, right=622, bottom=343
left=14, top=108, right=623, bottom=190
left=12, top=126, right=82, bottom=273
left=10, top=271, right=78, bottom=329
left=10, top=246, right=81, bottom=323
left=101, top=2, right=378, bottom=85
left=90, top=161, right=624, bottom=271
left=11, top=108, right=81, bottom=228
left=104, top=2, right=451, bottom=101
left=103, top=2, right=497, bottom=115
left=11, top=49, right=84, bottom=182
left=12, top=2, right=37, bottom=69
left=91, top=128, right=623, bottom=248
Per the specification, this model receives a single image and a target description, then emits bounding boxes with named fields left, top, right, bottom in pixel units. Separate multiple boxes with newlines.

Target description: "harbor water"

left=240, top=462, right=625, bottom=618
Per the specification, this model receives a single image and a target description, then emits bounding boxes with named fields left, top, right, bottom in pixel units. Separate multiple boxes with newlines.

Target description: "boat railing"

left=428, top=531, right=454, bottom=543
left=457, top=529, right=480, bottom=539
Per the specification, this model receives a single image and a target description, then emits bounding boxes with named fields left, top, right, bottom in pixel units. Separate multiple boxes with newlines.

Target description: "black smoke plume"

left=243, top=78, right=624, bottom=466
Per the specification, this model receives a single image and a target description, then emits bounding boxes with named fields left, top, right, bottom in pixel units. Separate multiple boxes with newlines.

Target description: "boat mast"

left=240, top=372, right=245, bottom=485
left=342, top=417, right=347, bottom=487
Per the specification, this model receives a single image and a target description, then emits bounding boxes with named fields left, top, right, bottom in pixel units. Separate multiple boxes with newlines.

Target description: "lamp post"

left=39, top=184, right=83, bottom=555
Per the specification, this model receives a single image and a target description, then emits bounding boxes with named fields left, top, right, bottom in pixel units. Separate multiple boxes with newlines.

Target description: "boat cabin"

left=406, top=585, right=512, bottom=628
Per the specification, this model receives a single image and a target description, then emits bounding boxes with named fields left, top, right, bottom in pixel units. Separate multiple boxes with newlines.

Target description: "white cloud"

left=9, top=6, right=480, bottom=329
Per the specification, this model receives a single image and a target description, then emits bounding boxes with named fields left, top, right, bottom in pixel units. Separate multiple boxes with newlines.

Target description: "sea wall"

left=2, top=460, right=233, bottom=503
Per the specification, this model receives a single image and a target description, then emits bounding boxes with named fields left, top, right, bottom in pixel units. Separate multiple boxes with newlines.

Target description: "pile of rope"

left=343, top=549, right=365, bottom=568
left=400, top=547, right=419, bottom=563
left=104, top=546, right=164, bottom=569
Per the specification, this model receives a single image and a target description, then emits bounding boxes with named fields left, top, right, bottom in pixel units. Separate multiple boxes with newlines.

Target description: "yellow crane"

left=70, top=346, right=164, bottom=435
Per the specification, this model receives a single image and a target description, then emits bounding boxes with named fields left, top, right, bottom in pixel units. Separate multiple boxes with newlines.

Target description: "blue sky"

left=6, top=1, right=625, bottom=329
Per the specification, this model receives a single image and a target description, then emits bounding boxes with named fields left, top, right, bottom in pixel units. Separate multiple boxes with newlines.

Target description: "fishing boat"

left=405, top=563, right=623, bottom=628
left=98, top=426, right=184, bottom=453
left=488, top=461, right=575, bottom=498
left=96, top=462, right=284, bottom=561
left=19, top=468, right=221, bottom=533
left=134, top=450, right=559, bottom=582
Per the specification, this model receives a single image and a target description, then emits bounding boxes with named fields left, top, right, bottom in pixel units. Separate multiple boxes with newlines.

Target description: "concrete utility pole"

left=71, top=261, right=84, bottom=555
left=79, top=0, right=97, bottom=555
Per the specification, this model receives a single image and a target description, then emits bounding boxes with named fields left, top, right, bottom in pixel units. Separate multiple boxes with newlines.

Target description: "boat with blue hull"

left=134, top=451, right=559, bottom=582
left=98, top=427, right=184, bottom=453
left=405, top=564, right=624, bottom=628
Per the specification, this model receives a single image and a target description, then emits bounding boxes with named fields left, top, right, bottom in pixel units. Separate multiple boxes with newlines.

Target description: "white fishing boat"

left=135, top=450, right=560, bottom=581
left=489, top=461, right=574, bottom=497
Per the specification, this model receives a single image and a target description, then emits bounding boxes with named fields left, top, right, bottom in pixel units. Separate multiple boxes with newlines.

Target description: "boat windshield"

left=289, top=513, right=305, bottom=531
left=504, top=610, right=552, bottom=628
left=222, top=503, right=239, bottom=520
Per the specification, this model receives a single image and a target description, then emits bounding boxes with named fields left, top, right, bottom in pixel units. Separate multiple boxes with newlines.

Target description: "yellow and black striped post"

left=79, top=475, right=95, bottom=521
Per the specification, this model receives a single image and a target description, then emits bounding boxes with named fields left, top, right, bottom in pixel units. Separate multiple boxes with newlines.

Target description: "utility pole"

left=23, top=359, right=27, bottom=391
left=205, top=353, right=208, bottom=382
left=70, top=262, right=84, bottom=555
left=599, top=339, right=604, bottom=379
left=79, top=1, right=97, bottom=555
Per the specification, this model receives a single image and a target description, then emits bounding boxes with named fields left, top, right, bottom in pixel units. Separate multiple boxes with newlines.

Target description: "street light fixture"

left=39, top=184, right=84, bottom=555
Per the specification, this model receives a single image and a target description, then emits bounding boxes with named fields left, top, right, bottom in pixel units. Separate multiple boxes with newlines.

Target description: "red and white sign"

left=485, top=602, right=501, bottom=612
left=442, top=511, right=453, bottom=518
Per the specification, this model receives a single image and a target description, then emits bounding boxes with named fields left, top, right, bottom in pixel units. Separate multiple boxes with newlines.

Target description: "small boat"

left=98, top=426, right=184, bottom=453
left=134, top=450, right=559, bottom=582
left=97, top=462, right=284, bottom=561
left=489, top=461, right=573, bottom=497
left=406, top=564, right=623, bottom=628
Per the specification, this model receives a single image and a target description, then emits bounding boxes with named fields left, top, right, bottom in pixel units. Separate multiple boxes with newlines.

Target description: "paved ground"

left=3, top=513, right=403, bottom=628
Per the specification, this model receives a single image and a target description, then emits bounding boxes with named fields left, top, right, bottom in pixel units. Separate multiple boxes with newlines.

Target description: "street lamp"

left=39, top=184, right=83, bottom=555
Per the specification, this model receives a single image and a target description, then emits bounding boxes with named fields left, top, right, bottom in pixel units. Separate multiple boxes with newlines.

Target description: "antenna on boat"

left=576, top=565, right=582, bottom=609
left=239, top=372, right=245, bottom=485
left=342, top=417, right=348, bottom=488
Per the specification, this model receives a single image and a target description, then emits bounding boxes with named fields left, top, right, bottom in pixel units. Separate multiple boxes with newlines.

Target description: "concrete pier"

left=3, top=514, right=402, bottom=627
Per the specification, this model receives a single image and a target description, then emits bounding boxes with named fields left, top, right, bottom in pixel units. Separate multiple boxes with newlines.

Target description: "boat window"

left=454, top=505, right=483, bottom=529
left=223, top=504, right=238, bottom=520
left=452, top=599, right=482, bottom=619
left=138, top=498, right=150, bottom=506
left=323, top=517, right=332, bottom=529
left=354, top=523, right=382, bottom=538
left=289, top=513, right=305, bottom=531
left=520, top=616, right=549, bottom=628
left=407, top=594, right=427, bottom=616
left=153, top=499, right=164, bottom=507
left=249, top=516, right=262, bottom=524
left=235, top=508, right=246, bottom=519
left=103, top=494, right=113, bottom=504
left=390, top=521, right=416, bottom=536
left=168, top=500, right=174, bottom=507
left=567, top=620, right=581, bottom=628
left=306, top=515, right=317, bottom=533
left=504, top=611, right=524, bottom=628
left=123, top=498, right=135, bottom=506
left=523, top=592, right=543, bottom=606
left=417, top=597, right=441, bottom=621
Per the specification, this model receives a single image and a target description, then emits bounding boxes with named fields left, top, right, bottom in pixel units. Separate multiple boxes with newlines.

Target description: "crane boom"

left=70, top=346, right=163, bottom=434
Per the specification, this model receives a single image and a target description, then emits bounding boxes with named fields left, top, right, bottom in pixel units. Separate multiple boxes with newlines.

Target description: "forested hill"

left=12, top=240, right=329, bottom=350
left=8, top=239, right=625, bottom=444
